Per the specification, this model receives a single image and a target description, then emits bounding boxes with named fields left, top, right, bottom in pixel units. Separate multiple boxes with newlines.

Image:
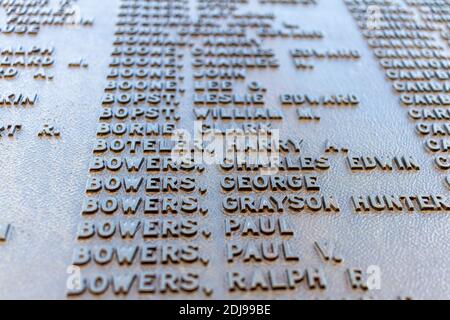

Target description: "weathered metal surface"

left=0, top=0, right=448, bottom=300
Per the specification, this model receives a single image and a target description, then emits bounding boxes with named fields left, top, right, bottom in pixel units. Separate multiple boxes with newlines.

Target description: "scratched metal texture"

left=0, top=0, right=448, bottom=299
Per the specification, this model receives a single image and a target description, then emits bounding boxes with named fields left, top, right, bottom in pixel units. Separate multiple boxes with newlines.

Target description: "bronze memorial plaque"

left=0, top=0, right=448, bottom=300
